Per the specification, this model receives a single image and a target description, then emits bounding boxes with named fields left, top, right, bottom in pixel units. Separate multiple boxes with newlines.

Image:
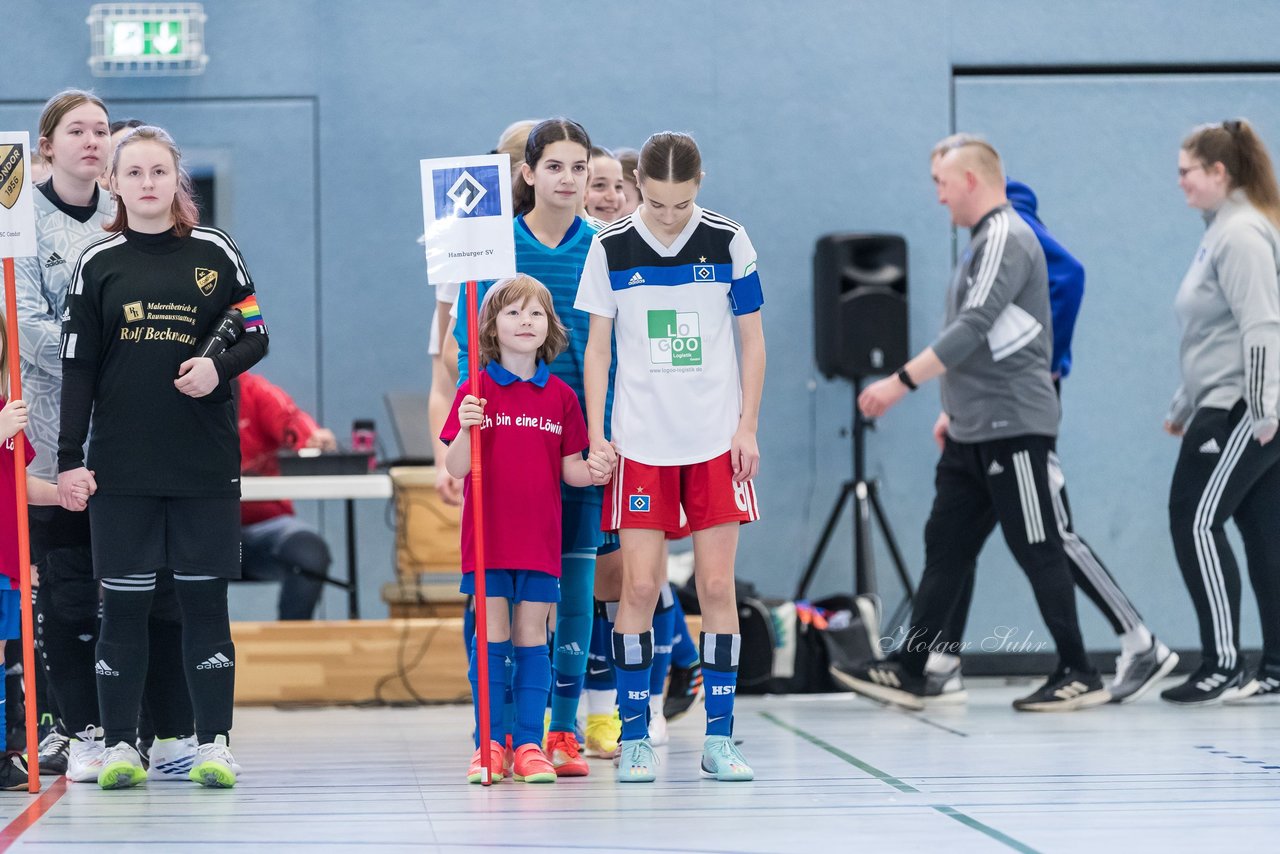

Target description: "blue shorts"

left=562, top=488, right=604, bottom=555
left=0, top=587, right=21, bottom=641
left=461, top=569, right=559, bottom=603
left=598, top=531, right=620, bottom=557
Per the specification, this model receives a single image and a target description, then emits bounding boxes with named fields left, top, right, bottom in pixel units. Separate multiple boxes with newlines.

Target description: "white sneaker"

left=648, top=696, right=669, bottom=746
left=98, top=741, right=147, bottom=789
left=147, top=736, right=198, bottom=781
left=189, top=735, right=238, bottom=788
left=67, top=727, right=105, bottom=783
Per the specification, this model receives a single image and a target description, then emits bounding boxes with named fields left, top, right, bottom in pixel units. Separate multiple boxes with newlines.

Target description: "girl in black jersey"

left=19, top=91, right=197, bottom=785
left=57, top=126, right=268, bottom=789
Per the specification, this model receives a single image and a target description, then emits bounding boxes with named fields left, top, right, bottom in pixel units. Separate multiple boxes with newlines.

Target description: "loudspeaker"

left=813, top=233, right=908, bottom=380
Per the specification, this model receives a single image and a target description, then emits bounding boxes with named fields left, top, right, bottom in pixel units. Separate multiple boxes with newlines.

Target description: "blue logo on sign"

left=432, top=166, right=502, bottom=219
left=629, top=495, right=651, bottom=513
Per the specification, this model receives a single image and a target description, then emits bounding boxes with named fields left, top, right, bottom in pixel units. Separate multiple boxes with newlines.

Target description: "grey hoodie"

left=933, top=203, right=1060, bottom=443
left=1168, top=189, right=1280, bottom=439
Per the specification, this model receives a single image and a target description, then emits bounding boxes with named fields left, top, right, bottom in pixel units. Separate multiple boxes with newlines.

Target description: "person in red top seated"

left=236, top=372, right=336, bottom=620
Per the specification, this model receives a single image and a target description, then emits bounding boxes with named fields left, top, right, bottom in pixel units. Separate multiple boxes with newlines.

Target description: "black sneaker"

left=36, top=715, right=55, bottom=746
left=1012, top=667, right=1110, bottom=711
left=663, top=662, right=704, bottom=723
left=0, top=753, right=28, bottom=791
left=1225, top=667, right=1280, bottom=704
left=830, top=659, right=927, bottom=711
left=1160, top=664, right=1248, bottom=706
left=33, top=731, right=70, bottom=776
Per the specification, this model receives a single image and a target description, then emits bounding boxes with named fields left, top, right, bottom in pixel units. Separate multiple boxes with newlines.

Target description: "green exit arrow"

left=145, top=21, right=181, bottom=55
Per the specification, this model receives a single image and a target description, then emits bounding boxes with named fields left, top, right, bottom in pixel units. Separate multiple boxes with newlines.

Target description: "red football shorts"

left=603, top=451, right=760, bottom=535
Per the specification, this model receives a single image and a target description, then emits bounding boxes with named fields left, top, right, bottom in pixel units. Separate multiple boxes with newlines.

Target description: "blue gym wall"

left=6, top=0, right=1280, bottom=654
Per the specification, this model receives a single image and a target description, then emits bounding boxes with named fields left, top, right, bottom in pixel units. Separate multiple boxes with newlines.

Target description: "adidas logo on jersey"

left=197, top=652, right=233, bottom=670
left=628, top=271, right=646, bottom=286
left=95, top=659, right=119, bottom=676
left=1199, top=438, right=1221, bottom=454
left=44, top=252, right=65, bottom=268
left=987, top=460, right=1004, bottom=476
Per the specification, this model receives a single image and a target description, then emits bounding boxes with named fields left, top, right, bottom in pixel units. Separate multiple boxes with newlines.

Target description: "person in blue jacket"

left=921, top=164, right=1176, bottom=705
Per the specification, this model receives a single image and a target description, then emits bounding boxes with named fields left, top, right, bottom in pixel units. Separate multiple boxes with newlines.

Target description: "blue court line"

left=759, top=712, right=1040, bottom=854
left=1194, top=744, right=1280, bottom=773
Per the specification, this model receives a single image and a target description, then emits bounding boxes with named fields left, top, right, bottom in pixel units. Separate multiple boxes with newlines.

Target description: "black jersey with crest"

left=58, top=227, right=269, bottom=497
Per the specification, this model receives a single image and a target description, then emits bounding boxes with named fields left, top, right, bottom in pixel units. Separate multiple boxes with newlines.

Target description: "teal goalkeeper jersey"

left=454, top=216, right=615, bottom=435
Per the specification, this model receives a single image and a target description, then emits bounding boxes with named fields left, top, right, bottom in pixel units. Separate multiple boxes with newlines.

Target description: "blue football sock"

left=513, top=644, right=551, bottom=748
left=701, top=632, right=741, bottom=738
left=650, top=591, right=675, bottom=699
left=612, top=630, right=653, bottom=741
left=585, top=603, right=616, bottom=692
left=670, top=591, right=700, bottom=669
left=468, top=638, right=512, bottom=747
left=550, top=552, right=595, bottom=731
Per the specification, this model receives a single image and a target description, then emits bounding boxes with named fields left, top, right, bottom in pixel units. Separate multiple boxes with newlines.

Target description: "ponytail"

left=1184, top=119, right=1280, bottom=229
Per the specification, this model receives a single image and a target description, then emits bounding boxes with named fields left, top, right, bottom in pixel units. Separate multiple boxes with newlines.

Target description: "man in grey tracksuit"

left=831, top=135, right=1109, bottom=712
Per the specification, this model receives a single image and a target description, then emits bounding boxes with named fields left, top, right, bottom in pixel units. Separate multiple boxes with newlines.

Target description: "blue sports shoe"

left=616, top=738, right=658, bottom=783
left=700, top=735, right=753, bottom=781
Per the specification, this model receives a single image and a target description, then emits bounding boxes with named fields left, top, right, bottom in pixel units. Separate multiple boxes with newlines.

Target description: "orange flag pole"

left=3, top=257, right=39, bottom=793
left=464, top=279, right=494, bottom=785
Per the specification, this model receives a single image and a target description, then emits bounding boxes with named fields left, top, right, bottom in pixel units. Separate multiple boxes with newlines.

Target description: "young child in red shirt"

left=0, top=315, right=61, bottom=790
left=442, top=275, right=613, bottom=783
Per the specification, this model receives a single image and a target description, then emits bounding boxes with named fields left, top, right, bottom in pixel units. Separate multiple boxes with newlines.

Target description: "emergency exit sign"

left=109, top=19, right=184, bottom=56
left=87, top=3, right=208, bottom=76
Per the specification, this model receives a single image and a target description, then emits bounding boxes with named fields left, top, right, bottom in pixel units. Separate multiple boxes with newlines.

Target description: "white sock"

left=926, top=651, right=961, bottom=674
left=1119, top=626, right=1153, bottom=657
left=649, top=693, right=665, bottom=719
left=585, top=688, right=615, bottom=716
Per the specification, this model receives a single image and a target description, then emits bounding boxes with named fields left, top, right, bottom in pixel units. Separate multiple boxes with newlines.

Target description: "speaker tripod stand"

left=794, top=378, right=915, bottom=624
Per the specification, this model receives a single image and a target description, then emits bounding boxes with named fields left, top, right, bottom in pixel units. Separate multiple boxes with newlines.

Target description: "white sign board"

left=0, top=132, right=37, bottom=259
left=420, top=153, right=516, bottom=284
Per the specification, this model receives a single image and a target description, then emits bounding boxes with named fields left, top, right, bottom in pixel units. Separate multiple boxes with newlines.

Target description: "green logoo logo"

left=648, top=310, right=702, bottom=366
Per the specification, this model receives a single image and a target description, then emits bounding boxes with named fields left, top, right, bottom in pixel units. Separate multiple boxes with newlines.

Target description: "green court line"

left=759, top=712, right=1041, bottom=854
left=760, top=711, right=920, bottom=793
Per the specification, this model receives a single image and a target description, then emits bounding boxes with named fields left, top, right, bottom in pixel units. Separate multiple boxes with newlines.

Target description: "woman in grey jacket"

left=1163, top=119, right=1280, bottom=705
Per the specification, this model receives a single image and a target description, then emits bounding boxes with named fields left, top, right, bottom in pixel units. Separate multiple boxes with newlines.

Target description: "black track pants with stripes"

left=940, top=449, right=1145, bottom=645
left=1169, top=402, right=1280, bottom=672
left=898, top=434, right=1093, bottom=676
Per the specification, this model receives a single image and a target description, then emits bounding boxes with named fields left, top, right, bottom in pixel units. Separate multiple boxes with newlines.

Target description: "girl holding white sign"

left=452, top=118, right=617, bottom=776
left=443, top=275, right=611, bottom=783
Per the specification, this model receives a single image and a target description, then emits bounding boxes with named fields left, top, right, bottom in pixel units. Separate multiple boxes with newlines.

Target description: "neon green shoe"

left=98, top=742, right=148, bottom=790
left=188, top=735, right=237, bottom=788
left=616, top=738, right=658, bottom=783
left=699, top=735, right=754, bottom=781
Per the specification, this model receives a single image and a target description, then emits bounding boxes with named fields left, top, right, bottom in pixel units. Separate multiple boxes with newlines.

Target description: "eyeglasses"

left=1177, top=163, right=1204, bottom=179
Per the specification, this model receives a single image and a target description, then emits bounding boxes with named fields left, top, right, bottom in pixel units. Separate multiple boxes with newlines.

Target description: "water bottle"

left=194, top=308, right=244, bottom=358
left=352, top=419, right=377, bottom=469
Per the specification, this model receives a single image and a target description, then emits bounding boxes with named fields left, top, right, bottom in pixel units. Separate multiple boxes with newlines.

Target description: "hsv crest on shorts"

left=0, top=144, right=24, bottom=210
left=195, top=267, right=218, bottom=296
left=629, top=494, right=651, bottom=513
